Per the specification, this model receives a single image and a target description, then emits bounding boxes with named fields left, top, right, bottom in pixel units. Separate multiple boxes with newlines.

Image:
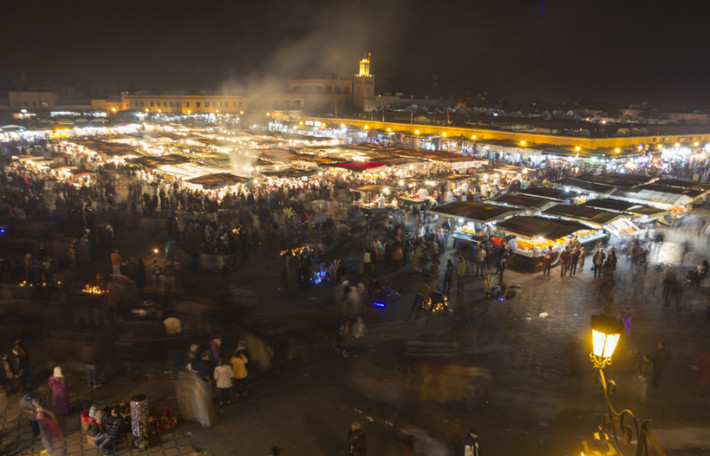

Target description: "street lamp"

left=586, top=315, right=665, bottom=456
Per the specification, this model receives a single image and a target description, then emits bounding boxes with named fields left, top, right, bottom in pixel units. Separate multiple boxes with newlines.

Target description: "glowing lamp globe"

left=591, top=315, right=622, bottom=362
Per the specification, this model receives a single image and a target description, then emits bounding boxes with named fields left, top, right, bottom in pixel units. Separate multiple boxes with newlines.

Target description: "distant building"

left=120, top=93, right=250, bottom=114
left=8, top=91, right=61, bottom=110
left=352, top=53, right=375, bottom=112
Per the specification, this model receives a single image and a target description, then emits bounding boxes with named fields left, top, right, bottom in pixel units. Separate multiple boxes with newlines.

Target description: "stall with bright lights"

left=582, top=198, right=668, bottom=236
left=349, top=184, right=393, bottom=215
left=429, top=201, right=521, bottom=245
left=496, top=215, right=593, bottom=271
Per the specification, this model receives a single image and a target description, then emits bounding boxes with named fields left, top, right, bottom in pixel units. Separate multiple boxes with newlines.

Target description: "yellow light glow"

left=111, top=107, right=116, bottom=112
left=187, top=110, right=191, bottom=115
left=575, top=146, right=581, bottom=151
left=158, top=109, right=162, bottom=113
left=592, top=329, right=620, bottom=359
left=364, top=125, right=369, bottom=130
left=472, top=135, right=477, bottom=140
left=658, top=144, right=663, bottom=150
left=341, top=123, right=345, bottom=128
left=415, top=130, right=420, bottom=134
left=216, top=110, right=220, bottom=113
left=266, top=112, right=270, bottom=116
left=615, top=148, right=620, bottom=153
left=442, top=132, right=447, bottom=137
left=694, top=141, right=700, bottom=147
left=144, top=108, right=149, bottom=112
left=520, top=140, right=526, bottom=146
left=674, top=143, right=680, bottom=148
left=387, top=128, right=391, bottom=132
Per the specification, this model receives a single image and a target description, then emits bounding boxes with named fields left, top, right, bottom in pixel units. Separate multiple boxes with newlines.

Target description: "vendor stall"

left=488, top=193, right=558, bottom=213
left=496, top=215, right=599, bottom=271
left=582, top=198, right=668, bottom=235
left=542, top=204, right=623, bottom=229
left=186, top=172, right=248, bottom=189
left=350, top=184, right=393, bottom=215
left=429, top=201, right=521, bottom=245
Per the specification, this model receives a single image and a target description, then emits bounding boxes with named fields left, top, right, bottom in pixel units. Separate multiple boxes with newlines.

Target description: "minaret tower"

left=353, top=52, right=375, bottom=112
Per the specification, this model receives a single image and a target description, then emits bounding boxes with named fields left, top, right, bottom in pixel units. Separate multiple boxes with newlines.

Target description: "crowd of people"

left=3, top=129, right=710, bottom=455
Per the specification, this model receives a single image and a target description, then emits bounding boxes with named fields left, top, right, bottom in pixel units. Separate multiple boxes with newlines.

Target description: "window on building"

left=170, top=102, right=174, bottom=107
left=32, top=101, right=37, bottom=107
left=150, top=102, right=154, bottom=106
left=334, top=87, right=340, bottom=94
left=197, top=102, right=201, bottom=107
left=315, top=86, right=324, bottom=93
left=205, top=102, right=210, bottom=107
left=233, top=102, right=237, bottom=107
left=238, top=102, right=243, bottom=107
left=186, top=102, right=190, bottom=107
left=326, top=86, right=332, bottom=93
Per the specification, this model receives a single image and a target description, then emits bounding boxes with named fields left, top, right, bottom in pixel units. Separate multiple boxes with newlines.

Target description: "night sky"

left=2, top=0, right=708, bottom=108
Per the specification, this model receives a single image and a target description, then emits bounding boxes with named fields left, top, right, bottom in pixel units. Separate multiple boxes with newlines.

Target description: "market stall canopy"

left=610, top=187, right=696, bottom=208
left=576, top=173, right=655, bottom=188
left=582, top=199, right=667, bottom=218
left=493, top=164, right=532, bottom=174
left=129, top=154, right=191, bottom=168
left=520, top=187, right=578, bottom=201
left=497, top=215, right=590, bottom=240
left=489, top=193, right=558, bottom=210
left=542, top=204, right=624, bottom=228
left=429, top=201, right=520, bottom=223
left=186, top=172, right=248, bottom=189
left=325, top=162, right=386, bottom=172
left=392, top=149, right=488, bottom=167
left=635, top=184, right=708, bottom=200
left=350, top=184, right=392, bottom=193
left=260, top=167, right=315, bottom=178
left=440, top=173, right=475, bottom=181
left=555, top=178, right=615, bottom=195
left=651, top=178, right=710, bottom=191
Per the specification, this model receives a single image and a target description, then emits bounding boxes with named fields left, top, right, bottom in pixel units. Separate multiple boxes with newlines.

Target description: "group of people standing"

left=185, top=336, right=250, bottom=407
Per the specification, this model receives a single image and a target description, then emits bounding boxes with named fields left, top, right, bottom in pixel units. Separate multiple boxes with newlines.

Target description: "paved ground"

left=2, top=214, right=710, bottom=455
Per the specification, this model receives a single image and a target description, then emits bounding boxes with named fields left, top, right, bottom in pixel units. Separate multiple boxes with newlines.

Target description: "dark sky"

left=2, top=0, right=708, bottom=108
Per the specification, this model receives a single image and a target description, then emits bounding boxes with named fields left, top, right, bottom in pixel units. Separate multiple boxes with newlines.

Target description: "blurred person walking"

left=442, top=259, right=453, bottom=293
left=456, top=256, right=466, bottom=294
left=12, top=343, right=31, bottom=390
left=347, top=421, right=367, bottom=456
left=33, top=399, right=64, bottom=455
left=652, top=341, right=667, bottom=389
left=639, top=353, right=654, bottom=403
left=463, top=428, right=480, bottom=456
left=48, top=366, right=70, bottom=416
left=592, top=248, right=606, bottom=279
left=20, top=390, right=45, bottom=440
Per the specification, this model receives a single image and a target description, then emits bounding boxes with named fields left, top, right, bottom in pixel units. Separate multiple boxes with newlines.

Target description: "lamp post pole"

left=587, top=315, right=665, bottom=456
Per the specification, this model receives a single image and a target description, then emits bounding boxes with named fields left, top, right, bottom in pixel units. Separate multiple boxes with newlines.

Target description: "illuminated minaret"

left=353, top=52, right=375, bottom=112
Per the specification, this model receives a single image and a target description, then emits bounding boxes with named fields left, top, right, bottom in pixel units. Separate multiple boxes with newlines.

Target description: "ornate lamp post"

left=585, top=315, right=665, bottom=456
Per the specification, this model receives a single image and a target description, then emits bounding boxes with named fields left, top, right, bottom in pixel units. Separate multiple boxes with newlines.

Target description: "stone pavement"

left=0, top=385, right=202, bottom=456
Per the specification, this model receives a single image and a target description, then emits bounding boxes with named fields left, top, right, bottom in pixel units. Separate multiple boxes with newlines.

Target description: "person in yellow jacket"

left=456, top=256, right=467, bottom=294
left=230, top=348, right=249, bottom=396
